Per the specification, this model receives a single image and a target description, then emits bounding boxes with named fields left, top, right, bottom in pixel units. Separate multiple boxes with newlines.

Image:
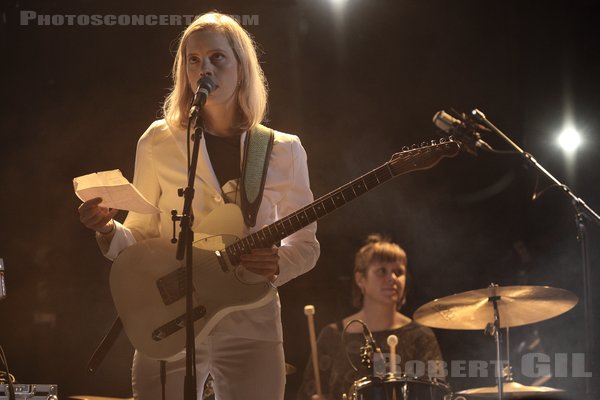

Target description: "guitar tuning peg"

left=421, top=142, right=428, bottom=147
left=431, top=140, right=437, bottom=146
left=411, top=143, right=418, bottom=149
left=402, top=146, right=409, bottom=151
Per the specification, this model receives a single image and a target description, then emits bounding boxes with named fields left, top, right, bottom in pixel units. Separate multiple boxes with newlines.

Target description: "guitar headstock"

left=389, top=137, right=461, bottom=175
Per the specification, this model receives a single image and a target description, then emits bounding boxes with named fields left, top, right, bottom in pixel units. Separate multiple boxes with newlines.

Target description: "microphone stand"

left=173, top=105, right=205, bottom=400
left=471, top=108, right=599, bottom=399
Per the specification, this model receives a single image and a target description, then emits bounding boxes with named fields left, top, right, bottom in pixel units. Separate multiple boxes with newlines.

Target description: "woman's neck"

left=202, top=102, right=242, bottom=137
left=351, top=302, right=410, bottom=333
left=361, top=303, right=397, bottom=331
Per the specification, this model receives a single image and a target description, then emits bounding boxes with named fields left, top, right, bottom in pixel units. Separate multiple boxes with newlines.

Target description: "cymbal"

left=70, top=397, right=133, bottom=400
left=457, top=381, right=565, bottom=398
left=413, top=285, right=577, bottom=330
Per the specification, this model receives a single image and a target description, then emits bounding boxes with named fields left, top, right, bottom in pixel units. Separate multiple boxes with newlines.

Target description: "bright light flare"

left=557, top=127, right=582, bottom=153
left=330, top=0, right=348, bottom=6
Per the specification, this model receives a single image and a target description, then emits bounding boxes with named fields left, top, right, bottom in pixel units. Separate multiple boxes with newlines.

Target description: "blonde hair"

left=163, top=12, right=268, bottom=130
left=352, top=234, right=408, bottom=309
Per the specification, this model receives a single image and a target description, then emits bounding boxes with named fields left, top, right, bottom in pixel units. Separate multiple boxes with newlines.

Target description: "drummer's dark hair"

left=352, top=234, right=408, bottom=309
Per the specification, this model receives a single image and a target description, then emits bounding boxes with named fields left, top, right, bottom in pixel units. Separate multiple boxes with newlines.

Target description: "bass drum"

left=349, top=375, right=457, bottom=400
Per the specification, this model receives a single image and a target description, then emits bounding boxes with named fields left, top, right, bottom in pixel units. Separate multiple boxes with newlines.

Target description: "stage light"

left=330, top=0, right=348, bottom=6
left=557, top=126, right=581, bottom=153
left=330, top=0, right=349, bottom=17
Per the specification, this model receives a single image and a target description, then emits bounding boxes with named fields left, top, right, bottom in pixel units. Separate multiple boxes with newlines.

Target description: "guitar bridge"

left=151, top=305, right=207, bottom=341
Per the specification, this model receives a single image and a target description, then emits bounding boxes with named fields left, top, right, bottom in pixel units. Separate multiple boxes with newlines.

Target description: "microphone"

left=361, top=324, right=386, bottom=377
left=433, top=110, right=491, bottom=156
left=190, top=76, right=216, bottom=115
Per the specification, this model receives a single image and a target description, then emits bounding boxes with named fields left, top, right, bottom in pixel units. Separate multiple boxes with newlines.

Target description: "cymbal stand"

left=504, top=327, right=514, bottom=384
left=484, top=284, right=504, bottom=400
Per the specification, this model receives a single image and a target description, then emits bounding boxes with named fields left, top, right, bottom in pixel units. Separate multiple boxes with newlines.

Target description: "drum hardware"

left=456, top=381, right=565, bottom=398
left=359, top=340, right=374, bottom=372
left=486, top=285, right=504, bottom=399
left=346, top=375, right=455, bottom=400
left=456, top=327, right=565, bottom=399
left=341, top=319, right=385, bottom=377
left=414, top=284, right=578, bottom=400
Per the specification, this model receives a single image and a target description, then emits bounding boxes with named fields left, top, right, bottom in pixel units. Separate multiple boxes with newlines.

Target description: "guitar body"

left=110, top=204, right=276, bottom=360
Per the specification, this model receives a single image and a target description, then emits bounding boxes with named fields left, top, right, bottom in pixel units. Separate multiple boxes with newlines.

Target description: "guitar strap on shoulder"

left=240, top=124, right=274, bottom=227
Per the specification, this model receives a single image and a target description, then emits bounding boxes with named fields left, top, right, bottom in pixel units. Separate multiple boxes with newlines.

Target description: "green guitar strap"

left=240, top=124, right=274, bottom=227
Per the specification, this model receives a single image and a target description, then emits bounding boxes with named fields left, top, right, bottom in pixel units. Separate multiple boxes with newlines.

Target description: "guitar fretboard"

left=225, top=139, right=458, bottom=264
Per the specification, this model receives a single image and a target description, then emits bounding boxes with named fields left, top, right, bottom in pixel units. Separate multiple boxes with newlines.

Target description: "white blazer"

left=99, top=119, right=320, bottom=342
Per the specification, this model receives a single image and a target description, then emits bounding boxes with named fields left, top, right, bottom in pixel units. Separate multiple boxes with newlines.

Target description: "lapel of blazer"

left=239, top=131, right=247, bottom=169
left=170, top=125, right=222, bottom=195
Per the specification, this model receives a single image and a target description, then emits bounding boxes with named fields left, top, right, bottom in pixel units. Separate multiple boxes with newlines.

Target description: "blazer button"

left=214, top=195, right=222, bottom=202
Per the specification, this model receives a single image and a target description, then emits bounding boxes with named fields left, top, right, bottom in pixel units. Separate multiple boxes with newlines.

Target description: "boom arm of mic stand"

left=470, top=109, right=600, bottom=226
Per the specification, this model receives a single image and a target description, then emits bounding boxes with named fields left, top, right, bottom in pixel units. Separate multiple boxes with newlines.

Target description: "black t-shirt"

left=204, top=132, right=242, bottom=187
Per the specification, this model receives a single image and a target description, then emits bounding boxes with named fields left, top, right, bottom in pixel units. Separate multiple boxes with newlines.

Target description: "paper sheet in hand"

left=73, top=169, right=160, bottom=214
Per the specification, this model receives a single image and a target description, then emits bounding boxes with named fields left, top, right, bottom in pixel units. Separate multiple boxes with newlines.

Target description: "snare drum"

left=349, top=375, right=453, bottom=400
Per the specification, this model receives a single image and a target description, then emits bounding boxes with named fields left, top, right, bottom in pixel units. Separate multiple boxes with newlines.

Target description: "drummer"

left=297, top=234, right=444, bottom=400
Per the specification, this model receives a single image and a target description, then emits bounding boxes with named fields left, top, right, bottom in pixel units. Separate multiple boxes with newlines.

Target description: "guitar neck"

left=224, top=139, right=460, bottom=263
left=226, top=161, right=395, bottom=263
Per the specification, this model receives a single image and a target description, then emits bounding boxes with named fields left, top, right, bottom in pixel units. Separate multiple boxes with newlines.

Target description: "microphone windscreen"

left=197, top=76, right=215, bottom=92
left=433, top=110, right=461, bottom=133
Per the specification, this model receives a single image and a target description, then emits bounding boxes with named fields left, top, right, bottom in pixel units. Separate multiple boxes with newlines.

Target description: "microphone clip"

left=359, top=340, right=373, bottom=370
left=433, top=109, right=492, bottom=156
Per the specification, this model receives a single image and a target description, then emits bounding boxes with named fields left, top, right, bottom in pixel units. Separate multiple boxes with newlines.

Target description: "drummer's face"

left=360, top=261, right=406, bottom=306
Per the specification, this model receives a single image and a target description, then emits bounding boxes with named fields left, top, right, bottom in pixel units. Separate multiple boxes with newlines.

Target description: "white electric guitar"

left=109, top=139, right=460, bottom=360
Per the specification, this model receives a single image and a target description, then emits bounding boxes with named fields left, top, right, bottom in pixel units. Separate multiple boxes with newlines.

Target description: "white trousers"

left=132, top=335, right=285, bottom=400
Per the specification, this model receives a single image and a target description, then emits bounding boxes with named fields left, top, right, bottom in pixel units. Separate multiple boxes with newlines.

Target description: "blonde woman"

left=78, top=12, right=319, bottom=400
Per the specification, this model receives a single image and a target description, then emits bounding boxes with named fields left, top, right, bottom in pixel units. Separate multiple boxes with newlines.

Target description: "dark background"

left=1, top=0, right=599, bottom=399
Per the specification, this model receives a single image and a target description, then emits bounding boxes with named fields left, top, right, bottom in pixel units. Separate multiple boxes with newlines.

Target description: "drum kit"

left=334, top=284, right=578, bottom=400
left=69, top=286, right=577, bottom=400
